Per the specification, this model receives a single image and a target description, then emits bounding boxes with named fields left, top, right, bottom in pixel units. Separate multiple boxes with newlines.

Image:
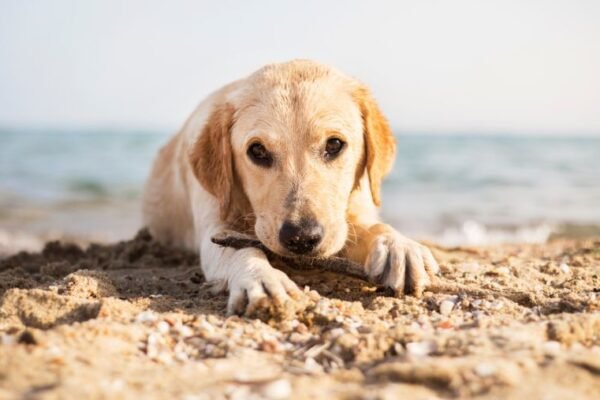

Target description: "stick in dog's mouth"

left=210, top=230, right=369, bottom=282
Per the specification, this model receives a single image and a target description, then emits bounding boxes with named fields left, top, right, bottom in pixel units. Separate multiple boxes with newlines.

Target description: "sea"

left=1, top=128, right=599, bottom=254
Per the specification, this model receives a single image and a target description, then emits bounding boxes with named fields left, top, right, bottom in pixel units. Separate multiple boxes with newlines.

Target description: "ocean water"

left=1, top=129, right=599, bottom=252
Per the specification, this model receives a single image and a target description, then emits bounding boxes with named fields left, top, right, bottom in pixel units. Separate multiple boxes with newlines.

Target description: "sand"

left=0, top=230, right=599, bottom=399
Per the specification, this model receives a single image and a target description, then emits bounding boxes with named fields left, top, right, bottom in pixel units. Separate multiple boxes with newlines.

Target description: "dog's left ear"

left=189, top=103, right=236, bottom=221
left=353, top=86, right=396, bottom=206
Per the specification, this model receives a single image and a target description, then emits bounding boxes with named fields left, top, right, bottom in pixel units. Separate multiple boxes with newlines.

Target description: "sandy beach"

left=3, top=0, right=600, bottom=398
left=0, top=230, right=598, bottom=399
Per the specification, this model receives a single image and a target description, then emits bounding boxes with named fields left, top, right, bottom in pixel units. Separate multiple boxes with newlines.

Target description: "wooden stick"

left=211, top=231, right=368, bottom=281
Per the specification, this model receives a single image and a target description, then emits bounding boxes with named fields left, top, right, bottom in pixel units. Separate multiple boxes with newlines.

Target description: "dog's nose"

left=279, top=219, right=324, bottom=254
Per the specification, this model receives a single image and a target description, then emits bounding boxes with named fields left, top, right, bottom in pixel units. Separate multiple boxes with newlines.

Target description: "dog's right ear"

left=189, top=103, right=236, bottom=221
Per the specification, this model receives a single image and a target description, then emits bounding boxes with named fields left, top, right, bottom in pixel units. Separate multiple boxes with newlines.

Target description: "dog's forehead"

left=233, top=79, right=363, bottom=147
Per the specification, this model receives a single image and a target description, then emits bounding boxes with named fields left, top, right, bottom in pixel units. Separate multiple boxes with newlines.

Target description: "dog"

left=143, top=60, right=439, bottom=315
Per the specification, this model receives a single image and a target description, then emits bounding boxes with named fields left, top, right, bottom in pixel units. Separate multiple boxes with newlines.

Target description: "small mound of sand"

left=0, top=289, right=101, bottom=330
left=0, top=229, right=197, bottom=279
left=61, top=270, right=118, bottom=299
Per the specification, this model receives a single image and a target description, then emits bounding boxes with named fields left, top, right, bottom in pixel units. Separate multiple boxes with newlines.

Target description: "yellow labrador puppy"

left=143, top=60, right=439, bottom=315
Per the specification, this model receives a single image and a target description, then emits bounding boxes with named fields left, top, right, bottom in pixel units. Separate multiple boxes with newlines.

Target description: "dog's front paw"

left=365, top=226, right=439, bottom=296
left=227, top=262, right=303, bottom=317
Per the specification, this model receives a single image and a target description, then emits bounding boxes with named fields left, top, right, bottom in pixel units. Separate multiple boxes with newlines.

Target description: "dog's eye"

left=247, top=143, right=273, bottom=167
left=324, top=138, right=345, bottom=160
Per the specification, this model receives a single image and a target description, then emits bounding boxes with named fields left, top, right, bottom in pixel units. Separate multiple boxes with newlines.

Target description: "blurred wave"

left=0, top=128, right=161, bottom=205
left=1, top=128, right=599, bottom=253
left=381, top=134, right=600, bottom=245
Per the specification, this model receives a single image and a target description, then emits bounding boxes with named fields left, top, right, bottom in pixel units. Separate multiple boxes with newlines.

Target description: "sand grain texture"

left=0, top=230, right=599, bottom=399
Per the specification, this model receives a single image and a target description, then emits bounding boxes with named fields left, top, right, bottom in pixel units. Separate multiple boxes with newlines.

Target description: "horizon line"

left=1, top=124, right=599, bottom=138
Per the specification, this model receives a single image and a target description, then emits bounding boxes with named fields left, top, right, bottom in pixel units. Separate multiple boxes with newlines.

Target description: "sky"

left=0, top=0, right=599, bottom=134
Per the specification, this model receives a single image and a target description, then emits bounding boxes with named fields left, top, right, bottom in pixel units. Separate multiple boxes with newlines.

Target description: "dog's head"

left=190, top=60, right=395, bottom=257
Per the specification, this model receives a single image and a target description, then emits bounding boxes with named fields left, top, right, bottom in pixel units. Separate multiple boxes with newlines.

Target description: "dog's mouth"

left=211, top=230, right=330, bottom=260
left=259, top=238, right=321, bottom=259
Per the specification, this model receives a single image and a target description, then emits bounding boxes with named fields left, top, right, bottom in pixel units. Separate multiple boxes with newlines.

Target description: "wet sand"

left=0, top=230, right=599, bottom=399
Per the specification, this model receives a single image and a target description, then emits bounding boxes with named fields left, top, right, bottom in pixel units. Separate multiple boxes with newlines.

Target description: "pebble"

left=100, top=378, right=125, bottom=392
left=409, top=321, right=421, bottom=331
left=570, top=342, right=584, bottom=352
left=47, top=345, right=63, bottom=358
left=393, top=342, right=404, bottom=355
left=289, top=332, right=311, bottom=344
left=304, top=357, right=324, bottom=374
left=328, top=328, right=346, bottom=339
left=205, top=343, right=218, bottom=355
left=356, top=325, right=372, bottom=334
left=260, top=379, right=292, bottom=400
left=146, top=333, right=161, bottom=358
left=182, top=395, right=210, bottom=400
left=279, top=320, right=298, bottom=332
left=157, top=321, right=170, bottom=334
left=474, top=362, right=497, bottom=377
left=406, top=341, right=435, bottom=357
left=174, top=349, right=189, bottom=362
left=175, top=324, right=194, bottom=338
left=439, top=298, right=457, bottom=316
left=226, top=384, right=251, bottom=400
left=196, top=319, right=216, bottom=334
left=559, top=263, right=570, bottom=274
left=542, top=340, right=561, bottom=355
left=135, top=310, right=158, bottom=324
left=459, top=262, right=481, bottom=273
left=438, top=320, right=454, bottom=329
left=294, top=322, right=308, bottom=334
left=259, top=338, right=281, bottom=353
left=0, top=333, right=16, bottom=345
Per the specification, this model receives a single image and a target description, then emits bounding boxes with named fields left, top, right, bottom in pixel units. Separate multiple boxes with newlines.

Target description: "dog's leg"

left=199, top=226, right=303, bottom=315
left=346, top=222, right=439, bottom=297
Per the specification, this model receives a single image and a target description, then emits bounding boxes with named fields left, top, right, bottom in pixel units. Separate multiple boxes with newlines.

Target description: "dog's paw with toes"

left=365, top=226, right=439, bottom=297
left=226, top=266, right=304, bottom=319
